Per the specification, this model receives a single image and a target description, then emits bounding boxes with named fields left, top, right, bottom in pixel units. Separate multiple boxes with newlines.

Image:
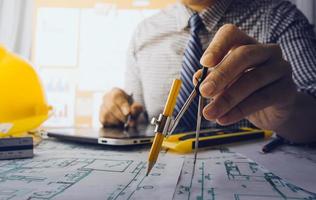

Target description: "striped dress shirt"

left=124, top=0, right=316, bottom=129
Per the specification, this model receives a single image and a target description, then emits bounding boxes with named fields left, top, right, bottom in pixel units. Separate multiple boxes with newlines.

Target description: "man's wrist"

left=274, top=91, right=316, bottom=143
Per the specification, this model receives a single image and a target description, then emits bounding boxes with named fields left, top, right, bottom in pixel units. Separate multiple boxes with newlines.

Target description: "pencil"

left=123, top=94, right=134, bottom=131
left=262, top=136, right=284, bottom=153
left=146, top=79, right=182, bottom=176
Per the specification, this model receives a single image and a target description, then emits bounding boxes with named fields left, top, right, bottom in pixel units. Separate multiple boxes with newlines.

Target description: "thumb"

left=130, top=103, right=144, bottom=118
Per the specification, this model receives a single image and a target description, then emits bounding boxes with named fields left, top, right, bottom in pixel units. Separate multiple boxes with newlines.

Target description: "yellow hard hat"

left=0, top=46, right=52, bottom=137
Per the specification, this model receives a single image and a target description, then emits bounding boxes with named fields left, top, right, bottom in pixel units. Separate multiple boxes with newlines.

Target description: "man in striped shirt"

left=99, top=0, right=316, bottom=143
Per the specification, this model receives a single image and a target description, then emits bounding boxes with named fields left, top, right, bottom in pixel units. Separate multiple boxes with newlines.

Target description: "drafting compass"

left=147, top=66, right=209, bottom=176
left=168, top=67, right=209, bottom=163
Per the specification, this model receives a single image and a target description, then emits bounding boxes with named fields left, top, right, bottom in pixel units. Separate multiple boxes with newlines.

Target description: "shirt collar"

left=199, top=0, right=233, bottom=32
left=175, top=3, right=194, bottom=31
left=176, top=0, right=233, bottom=32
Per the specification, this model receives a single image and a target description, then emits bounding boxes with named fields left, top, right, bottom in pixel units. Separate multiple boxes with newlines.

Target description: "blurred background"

left=0, top=0, right=314, bottom=128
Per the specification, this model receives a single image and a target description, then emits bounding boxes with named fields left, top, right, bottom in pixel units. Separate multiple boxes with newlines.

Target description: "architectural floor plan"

left=0, top=140, right=315, bottom=200
left=0, top=140, right=182, bottom=200
left=173, top=149, right=316, bottom=200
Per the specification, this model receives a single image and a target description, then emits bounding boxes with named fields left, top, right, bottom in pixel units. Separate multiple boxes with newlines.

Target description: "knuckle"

left=209, top=43, right=224, bottom=62
left=111, top=87, right=124, bottom=98
left=220, top=24, right=238, bottom=34
left=102, top=101, right=115, bottom=113
left=235, top=104, right=246, bottom=118
left=213, top=68, right=229, bottom=84
left=108, top=103, right=117, bottom=111
left=235, top=45, right=255, bottom=61
left=220, top=92, right=234, bottom=108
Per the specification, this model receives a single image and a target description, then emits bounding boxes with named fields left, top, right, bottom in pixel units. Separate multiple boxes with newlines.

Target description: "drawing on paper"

left=0, top=140, right=315, bottom=200
left=0, top=140, right=182, bottom=200
left=173, top=150, right=316, bottom=200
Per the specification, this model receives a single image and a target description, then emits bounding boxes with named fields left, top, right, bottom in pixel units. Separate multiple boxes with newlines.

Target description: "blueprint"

left=0, top=140, right=316, bottom=200
left=0, top=139, right=182, bottom=200
left=173, top=148, right=316, bottom=200
left=230, top=140, right=316, bottom=192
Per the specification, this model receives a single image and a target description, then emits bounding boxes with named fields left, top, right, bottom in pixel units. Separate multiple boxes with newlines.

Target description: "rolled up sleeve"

left=270, top=1, right=316, bottom=98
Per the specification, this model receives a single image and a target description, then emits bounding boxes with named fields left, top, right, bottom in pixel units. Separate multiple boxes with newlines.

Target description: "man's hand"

left=99, top=88, right=143, bottom=127
left=194, top=24, right=297, bottom=131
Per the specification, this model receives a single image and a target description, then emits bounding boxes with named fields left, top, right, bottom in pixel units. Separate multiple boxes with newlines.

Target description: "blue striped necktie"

left=174, top=13, right=204, bottom=130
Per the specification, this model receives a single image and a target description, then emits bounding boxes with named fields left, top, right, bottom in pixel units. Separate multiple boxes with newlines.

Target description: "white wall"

left=0, top=0, right=314, bottom=60
left=0, top=0, right=33, bottom=59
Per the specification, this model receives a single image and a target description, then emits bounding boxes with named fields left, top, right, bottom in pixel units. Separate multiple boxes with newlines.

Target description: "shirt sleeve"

left=124, top=27, right=145, bottom=106
left=269, top=1, right=316, bottom=98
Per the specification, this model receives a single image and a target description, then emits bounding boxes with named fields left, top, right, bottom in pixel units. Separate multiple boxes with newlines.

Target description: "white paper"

left=173, top=149, right=316, bottom=200
left=0, top=139, right=183, bottom=200
left=229, top=140, right=316, bottom=192
left=1, top=139, right=315, bottom=200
